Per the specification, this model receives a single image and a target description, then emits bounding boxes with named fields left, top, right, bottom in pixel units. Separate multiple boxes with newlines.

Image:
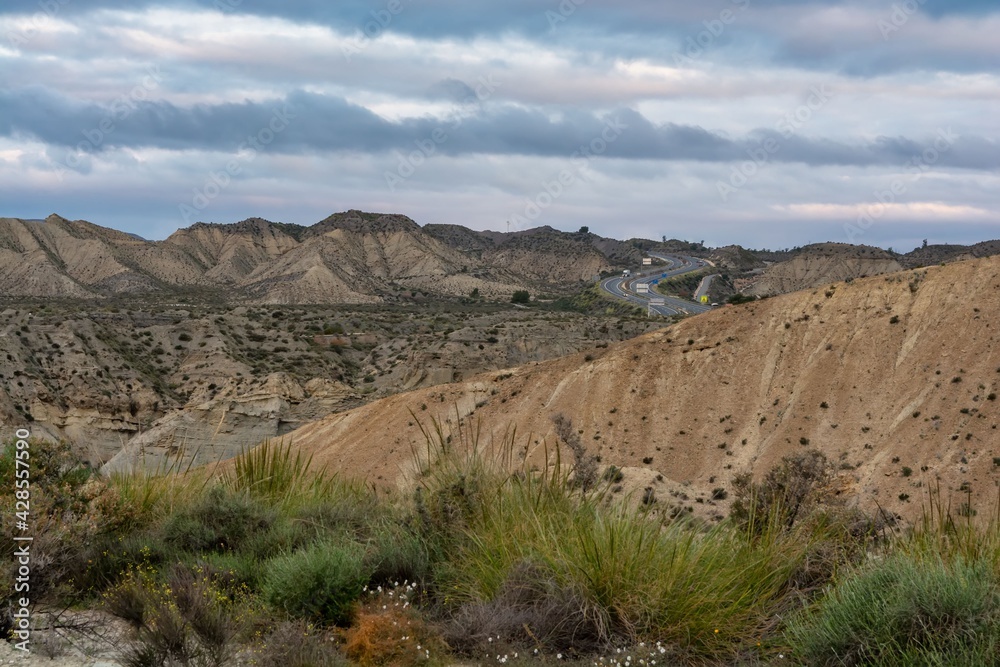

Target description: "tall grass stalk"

left=904, top=480, right=1000, bottom=567
left=107, top=462, right=212, bottom=526
left=412, top=414, right=812, bottom=659
left=221, top=438, right=362, bottom=509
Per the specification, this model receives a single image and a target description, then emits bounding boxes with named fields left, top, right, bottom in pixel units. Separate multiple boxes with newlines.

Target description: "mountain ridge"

left=3, top=212, right=998, bottom=305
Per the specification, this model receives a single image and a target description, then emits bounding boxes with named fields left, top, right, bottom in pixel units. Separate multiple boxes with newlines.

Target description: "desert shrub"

left=602, top=465, right=624, bottom=483
left=551, top=413, right=598, bottom=491
left=256, top=620, right=348, bottom=667
left=731, top=450, right=832, bottom=534
left=432, top=456, right=806, bottom=659
left=104, top=563, right=255, bottom=667
left=162, top=486, right=274, bottom=553
left=787, top=554, right=1000, bottom=666
left=443, top=560, right=605, bottom=655
left=293, top=491, right=385, bottom=541
left=262, top=539, right=371, bottom=626
left=75, top=533, right=181, bottom=595
left=511, top=290, right=530, bottom=304
left=190, top=550, right=265, bottom=596
left=365, top=522, right=431, bottom=587
left=410, top=417, right=509, bottom=542
left=0, top=439, right=99, bottom=601
left=409, top=416, right=811, bottom=657
left=222, top=438, right=333, bottom=507
left=344, top=598, right=446, bottom=667
left=0, top=438, right=93, bottom=515
left=240, top=516, right=317, bottom=563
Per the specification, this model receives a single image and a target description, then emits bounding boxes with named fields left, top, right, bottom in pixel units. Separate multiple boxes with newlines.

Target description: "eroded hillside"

left=745, top=243, right=903, bottom=296
left=0, top=300, right=660, bottom=467
left=0, top=212, right=648, bottom=304
left=276, top=255, right=1000, bottom=521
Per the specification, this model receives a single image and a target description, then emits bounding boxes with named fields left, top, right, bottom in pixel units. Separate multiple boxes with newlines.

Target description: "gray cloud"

left=4, top=87, right=997, bottom=171
left=0, top=1, right=997, bottom=250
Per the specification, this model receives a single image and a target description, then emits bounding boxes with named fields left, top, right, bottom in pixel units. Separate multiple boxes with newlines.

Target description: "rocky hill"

left=271, top=254, right=1000, bottom=521
left=745, top=243, right=903, bottom=296
left=901, top=240, right=1000, bottom=268
left=709, top=245, right=766, bottom=272
left=0, top=213, right=649, bottom=304
left=423, top=224, right=644, bottom=284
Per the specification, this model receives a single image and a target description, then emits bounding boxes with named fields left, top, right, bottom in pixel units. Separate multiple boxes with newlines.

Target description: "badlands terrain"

left=2, top=212, right=999, bottom=521
left=276, top=253, right=1000, bottom=521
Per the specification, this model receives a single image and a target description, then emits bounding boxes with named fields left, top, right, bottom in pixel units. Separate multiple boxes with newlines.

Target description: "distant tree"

left=578, top=226, right=589, bottom=234
left=511, top=290, right=530, bottom=304
left=922, top=239, right=928, bottom=248
left=469, top=288, right=480, bottom=299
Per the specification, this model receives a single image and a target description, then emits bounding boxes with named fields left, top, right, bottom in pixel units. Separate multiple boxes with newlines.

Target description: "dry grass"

left=344, top=592, right=447, bottom=667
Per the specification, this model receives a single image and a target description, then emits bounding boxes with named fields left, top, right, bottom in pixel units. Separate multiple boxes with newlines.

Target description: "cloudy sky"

left=1, top=0, right=998, bottom=249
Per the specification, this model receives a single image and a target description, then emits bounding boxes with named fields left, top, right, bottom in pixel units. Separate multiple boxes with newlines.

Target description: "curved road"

left=600, top=253, right=714, bottom=317
left=694, top=273, right=720, bottom=302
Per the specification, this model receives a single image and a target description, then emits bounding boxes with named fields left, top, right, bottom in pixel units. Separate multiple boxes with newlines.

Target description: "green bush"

left=788, top=555, right=1000, bottom=666
left=162, top=486, right=274, bottom=553
left=77, top=532, right=181, bottom=594
left=0, top=439, right=97, bottom=600
left=365, top=523, right=431, bottom=587
left=262, top=540, right=372, bottom=626
left=511, top=290, right=530, bottom=304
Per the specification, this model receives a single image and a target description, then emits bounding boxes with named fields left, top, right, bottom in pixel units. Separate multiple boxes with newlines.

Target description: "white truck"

left=622, top=270, right=631, bottom=278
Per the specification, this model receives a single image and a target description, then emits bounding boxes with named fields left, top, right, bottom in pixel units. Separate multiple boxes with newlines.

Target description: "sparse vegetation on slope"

left=10, top=429, right=1000, bottom=666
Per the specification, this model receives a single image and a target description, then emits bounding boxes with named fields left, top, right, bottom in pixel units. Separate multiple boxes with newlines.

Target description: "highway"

left=599, top=253, right=714, bottom=317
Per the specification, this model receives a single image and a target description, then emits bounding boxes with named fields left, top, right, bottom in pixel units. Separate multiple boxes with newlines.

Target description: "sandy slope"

left=281, top=255, right=1000, bottom=520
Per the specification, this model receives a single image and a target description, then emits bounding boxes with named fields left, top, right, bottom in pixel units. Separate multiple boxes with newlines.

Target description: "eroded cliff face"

left=102, top=374, right=358, bottom=474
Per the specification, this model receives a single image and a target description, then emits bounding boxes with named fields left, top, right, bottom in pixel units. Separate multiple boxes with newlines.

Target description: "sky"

left=1, top=0, right=998, bottom=250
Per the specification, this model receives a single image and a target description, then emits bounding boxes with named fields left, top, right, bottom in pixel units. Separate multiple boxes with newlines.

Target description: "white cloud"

left=776, top=202, right=995, bottom=221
